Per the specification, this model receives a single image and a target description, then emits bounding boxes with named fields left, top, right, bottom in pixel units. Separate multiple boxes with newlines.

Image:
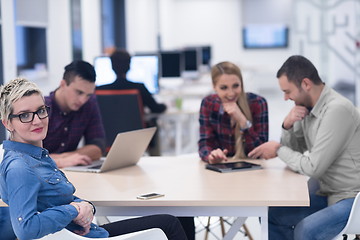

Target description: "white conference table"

left=64, top=155, right=309, bottom=240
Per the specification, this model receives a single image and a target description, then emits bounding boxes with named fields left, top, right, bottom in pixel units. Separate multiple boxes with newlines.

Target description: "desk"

left=64, top=155, right=309, bottom=240
left=156, top=109, right=199, bottom=155
left=146, top=98, right=202, bottom=155
left=155, top=74, right=213, bottom=155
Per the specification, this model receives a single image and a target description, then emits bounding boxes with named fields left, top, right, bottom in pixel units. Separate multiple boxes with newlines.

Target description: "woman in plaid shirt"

left=198, top=61, right=268, bottom=163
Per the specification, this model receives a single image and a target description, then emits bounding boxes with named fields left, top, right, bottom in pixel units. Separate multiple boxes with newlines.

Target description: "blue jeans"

left=0, top=207, right=16, bottom=240
left=269, top=178, right=354, bottom=240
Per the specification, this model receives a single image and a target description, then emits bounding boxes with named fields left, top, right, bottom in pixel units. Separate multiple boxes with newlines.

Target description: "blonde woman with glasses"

left=0, top=78, right=187, bottom=240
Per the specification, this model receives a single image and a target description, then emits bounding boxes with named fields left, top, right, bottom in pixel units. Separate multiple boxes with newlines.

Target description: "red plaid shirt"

left=198, top=93, right=268, bottom=161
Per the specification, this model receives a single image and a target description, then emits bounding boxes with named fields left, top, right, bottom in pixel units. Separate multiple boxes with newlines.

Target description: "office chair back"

left=96, top=90, right=145, bottom=152
left=333, top=192, right=360, bottom=239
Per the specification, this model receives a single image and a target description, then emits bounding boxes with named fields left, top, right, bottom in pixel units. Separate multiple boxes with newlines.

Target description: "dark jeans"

left=102, top=214, right=188, bottom=240
left=178, top=217, right=195, bottom=240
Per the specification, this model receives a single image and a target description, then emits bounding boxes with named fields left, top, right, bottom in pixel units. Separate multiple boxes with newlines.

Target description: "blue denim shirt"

left=0, top=141, right=108, bottom=239
left=0, top=207, right=16, bottom=240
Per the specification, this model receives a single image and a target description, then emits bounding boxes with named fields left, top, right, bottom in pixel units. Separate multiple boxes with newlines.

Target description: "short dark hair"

left=276, top=55, right=323, bottom=88
left=62, top=60, right=96, bottom=85
left=110, top=49, right=131, bottom=75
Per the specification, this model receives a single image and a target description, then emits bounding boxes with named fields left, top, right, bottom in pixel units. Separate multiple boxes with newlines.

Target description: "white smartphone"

left=136, top=192, right=165, bottom=200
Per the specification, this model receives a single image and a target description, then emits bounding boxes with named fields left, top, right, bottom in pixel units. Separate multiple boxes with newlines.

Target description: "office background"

left=0, top=1, right=359, bottom=238
left=0, top=0, right=359, bottom=143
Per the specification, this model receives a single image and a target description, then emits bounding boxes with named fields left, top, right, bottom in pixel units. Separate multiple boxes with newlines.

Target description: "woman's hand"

left=223, top=102, right=248, bottom=128
left=70, top=201, right=94, bottom=234
left=208, top=148, right=228, bottom=164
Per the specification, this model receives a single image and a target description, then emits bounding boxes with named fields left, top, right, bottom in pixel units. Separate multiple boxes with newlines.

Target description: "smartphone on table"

left=137, top=193, right=165, bottom=200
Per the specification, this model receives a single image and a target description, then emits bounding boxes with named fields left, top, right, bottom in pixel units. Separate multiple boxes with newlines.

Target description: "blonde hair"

left=211, top=62, right=252, bottom=158
left=0, top=78, right=43, bottom=122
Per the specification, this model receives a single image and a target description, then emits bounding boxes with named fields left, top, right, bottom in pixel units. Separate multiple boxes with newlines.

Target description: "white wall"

left=2, top=0, right=358, bottom=104
left=170, top=0, right=243, bottom=64
left=81, top=0, right=102, bottom=64
left=293, top=0, right=359, bottom=104
left=125, top=0, right=159, bottom=54
left=46, top=0, right=73, bottom=94
left=125, top=0, right=296, bottom=79
left=1, top=0, right=17, bottom=83
left=125, top=0, right=359, bottom=100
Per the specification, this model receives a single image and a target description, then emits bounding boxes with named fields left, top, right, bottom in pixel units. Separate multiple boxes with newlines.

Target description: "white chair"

left=0, top=143, right=4, bottom=163
left=333, top=192, right=360, bottom=240
left=38, top=228, right=168, bottom=240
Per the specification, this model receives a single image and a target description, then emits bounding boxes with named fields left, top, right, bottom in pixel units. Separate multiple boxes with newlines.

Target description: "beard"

left=295, top=87, right=313, bottom=108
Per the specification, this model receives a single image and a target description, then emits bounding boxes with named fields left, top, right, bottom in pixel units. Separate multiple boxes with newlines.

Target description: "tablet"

left=206, top=161, right=262, bottom=173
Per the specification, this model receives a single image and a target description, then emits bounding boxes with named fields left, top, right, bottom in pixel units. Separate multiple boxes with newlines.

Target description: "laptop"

left=206, top=160, right=262, bottom=173
left=63, top=127, right=156, bottom=173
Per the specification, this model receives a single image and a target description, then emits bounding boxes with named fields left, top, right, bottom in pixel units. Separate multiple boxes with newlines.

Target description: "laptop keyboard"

left=89, top=164, right=102, bottom=169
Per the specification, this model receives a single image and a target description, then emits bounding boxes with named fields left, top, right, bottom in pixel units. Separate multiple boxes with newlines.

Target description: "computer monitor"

left=126, top=53, right=160, bottom=94
left=94, top=56, right=116, bottom=86
left=160, top=51, right=183, bottom=78
left=201, top=46, right=211, bottom=66
left=181, top=48, right=201, bottom=79
left=183, top=48, right=201, bottom=71
left=242, top=24, right=289, bottom=49
left=94, top=54, right=160, bottom=94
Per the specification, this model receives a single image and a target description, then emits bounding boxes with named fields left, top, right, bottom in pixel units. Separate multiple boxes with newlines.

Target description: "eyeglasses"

left=9, top=106, right=50, bottom=123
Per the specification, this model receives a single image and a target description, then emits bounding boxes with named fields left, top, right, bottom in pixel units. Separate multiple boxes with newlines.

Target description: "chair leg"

left=204, top=217, right=226, bottom=239
left=219, top=217, right=226, bottom=236
left=242, top=223, right=254, bottom=240
left=203, top=217, right=254, bottom=240
left=204, top=217, right=211, bottom=240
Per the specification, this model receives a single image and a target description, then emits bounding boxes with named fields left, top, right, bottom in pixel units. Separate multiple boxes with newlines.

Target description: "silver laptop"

left=63, top=127, right=156, bottom=173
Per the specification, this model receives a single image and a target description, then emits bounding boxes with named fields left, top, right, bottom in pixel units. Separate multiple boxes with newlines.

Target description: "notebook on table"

left=63, top=127, right=156, bottom=173
left=206, top=160, right=262, bottom=173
